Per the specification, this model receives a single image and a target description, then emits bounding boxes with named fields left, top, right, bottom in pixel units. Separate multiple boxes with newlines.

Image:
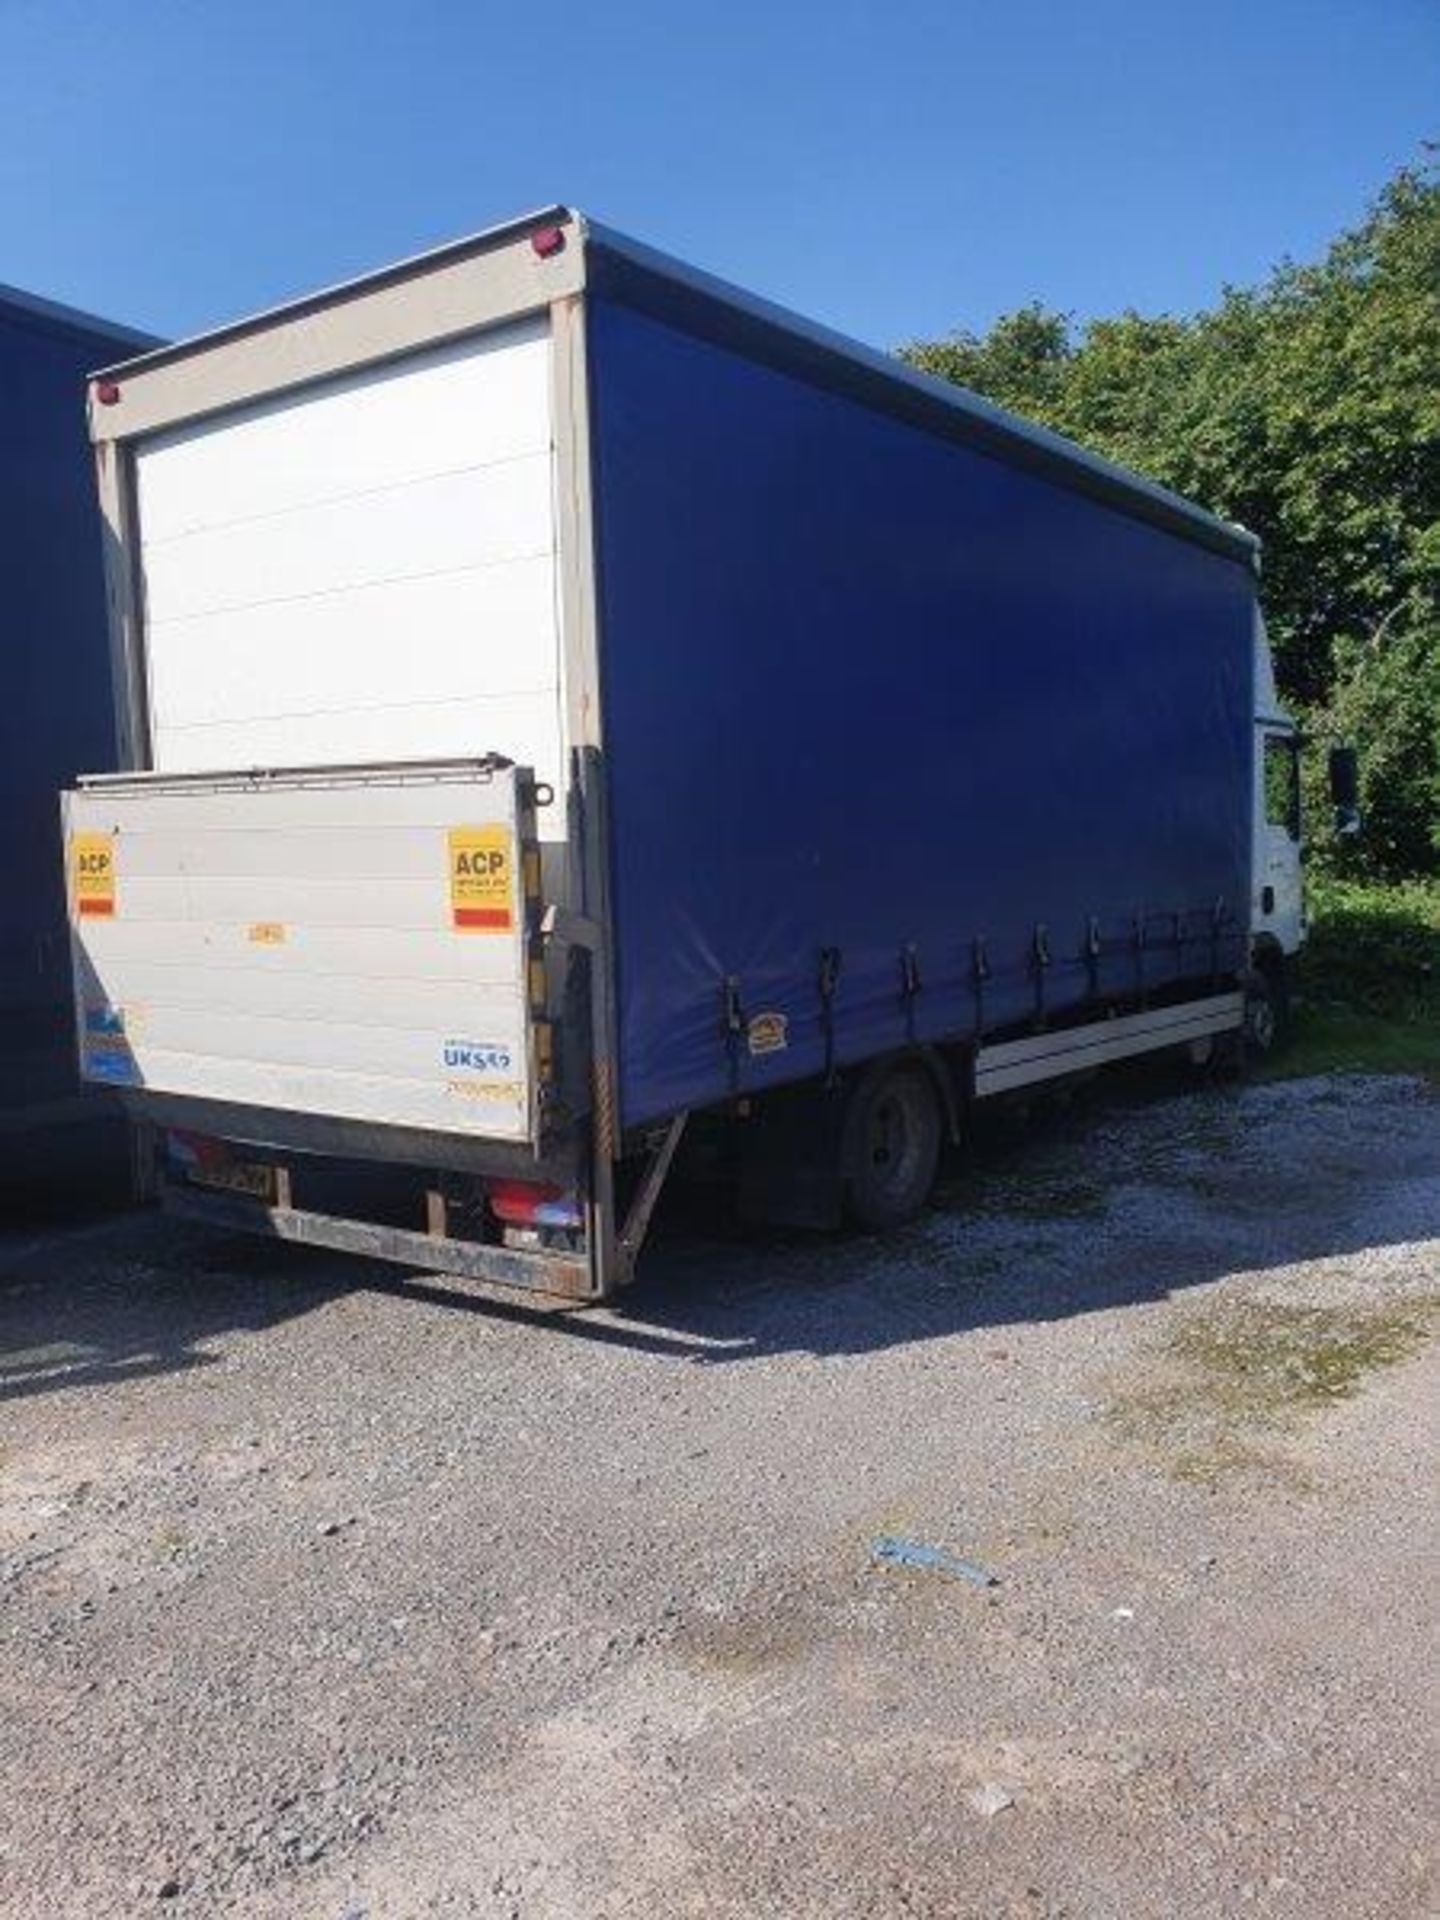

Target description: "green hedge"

left=1301, top=877, right=1440, bottom=1020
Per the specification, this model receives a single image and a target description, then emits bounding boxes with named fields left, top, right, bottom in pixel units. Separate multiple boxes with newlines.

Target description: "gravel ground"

left=1, top=1068, right=1436, bottom=1919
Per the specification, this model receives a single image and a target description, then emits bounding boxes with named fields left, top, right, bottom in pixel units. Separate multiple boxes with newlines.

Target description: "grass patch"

left=1279, top=1003, right=1440, bottom=1080
left=1270, top=876, right=1440, bottom=1079
left=1106, top=1295, right=1438, bottom=1483
left=1173, top=1300, right=1436, bottom=1408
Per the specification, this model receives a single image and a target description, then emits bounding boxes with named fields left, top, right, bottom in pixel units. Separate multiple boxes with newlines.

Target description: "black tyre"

left=846, top=1061, right=943, bottom=1231
left=1244, top=963, right=1291, bottom=1058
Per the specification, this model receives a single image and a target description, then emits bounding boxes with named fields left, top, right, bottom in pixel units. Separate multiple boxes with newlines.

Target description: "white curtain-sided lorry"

left=63, top=209, right=1332, bottom=1301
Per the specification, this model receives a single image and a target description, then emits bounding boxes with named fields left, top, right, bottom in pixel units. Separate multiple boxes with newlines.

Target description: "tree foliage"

left=901, top=160, right=1440, bottom=875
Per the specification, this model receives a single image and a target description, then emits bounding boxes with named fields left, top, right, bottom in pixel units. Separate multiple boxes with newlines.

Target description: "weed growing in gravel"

left=1167, top=1435, right=1317, bottom=1492
left=1172, top=1300, right=1437, bottom=1406
left=1105, top=1296, right=1438, bottom=1483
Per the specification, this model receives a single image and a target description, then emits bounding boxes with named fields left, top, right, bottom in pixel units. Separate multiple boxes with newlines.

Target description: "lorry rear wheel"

left=846, top=1062, right=943, bottom=1231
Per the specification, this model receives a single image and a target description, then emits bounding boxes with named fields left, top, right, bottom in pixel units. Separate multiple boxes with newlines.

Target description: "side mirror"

left=1328, top=744, right=1362, bottom=838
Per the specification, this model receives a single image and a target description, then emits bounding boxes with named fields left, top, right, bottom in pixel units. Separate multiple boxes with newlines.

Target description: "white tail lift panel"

left=64, top=762, right=540, bottom=1144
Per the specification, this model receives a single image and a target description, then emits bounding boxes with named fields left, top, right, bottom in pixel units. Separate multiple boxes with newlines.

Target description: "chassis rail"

left=164, top=1182, right=595, bottom=1301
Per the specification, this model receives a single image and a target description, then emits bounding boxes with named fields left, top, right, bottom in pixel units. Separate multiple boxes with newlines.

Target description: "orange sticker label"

left=71, top=832, right=116, bottom=919
left=448, top=825, right=514, bottom=932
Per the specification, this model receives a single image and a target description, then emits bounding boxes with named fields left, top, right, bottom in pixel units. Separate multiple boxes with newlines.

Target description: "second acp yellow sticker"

left=448, top=825, right=515, bottom=932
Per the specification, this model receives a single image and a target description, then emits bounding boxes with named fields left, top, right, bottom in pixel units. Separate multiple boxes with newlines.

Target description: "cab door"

left=1255, top=729, right=1304, bottom=955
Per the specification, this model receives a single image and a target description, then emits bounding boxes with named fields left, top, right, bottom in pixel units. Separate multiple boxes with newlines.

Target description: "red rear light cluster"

left=488, top=1179, right=583, bottom=1229
left=166, top=1129, right=228, bottom=1171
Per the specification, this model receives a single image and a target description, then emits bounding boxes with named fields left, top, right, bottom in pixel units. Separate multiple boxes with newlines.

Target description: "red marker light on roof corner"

left=530, top=224, right=566, bottom=259
left=94, top=379, right=121, bottom=407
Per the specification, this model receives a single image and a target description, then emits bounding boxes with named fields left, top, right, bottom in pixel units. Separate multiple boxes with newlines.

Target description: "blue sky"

left=1, top=0, right=1433, bottom=352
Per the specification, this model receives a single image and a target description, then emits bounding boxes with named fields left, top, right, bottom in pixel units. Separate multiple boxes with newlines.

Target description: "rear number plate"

left=189, top=1160, right=278, bottom=1203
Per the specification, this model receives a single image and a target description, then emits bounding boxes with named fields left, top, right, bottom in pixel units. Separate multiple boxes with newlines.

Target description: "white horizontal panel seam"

left=128, top=1047, right=529, bottom=1108
left=90, top=967, right=515, bottom=990
left=152, top=687, right=559, bottom=732
left=144, top=547, right=557, bottom=626
left=89, top=926, right=511, bottom=942
left=128, top=1006, right=518, bottom=1041
left=130, top=1053, right=525, bottom=1093
left=138, top=448, right=554, bottom=549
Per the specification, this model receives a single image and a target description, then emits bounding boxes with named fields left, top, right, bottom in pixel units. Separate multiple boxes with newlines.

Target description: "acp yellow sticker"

left=71, top=831, right=116, bottom=919
left=448, top=825, right=515, bottom=932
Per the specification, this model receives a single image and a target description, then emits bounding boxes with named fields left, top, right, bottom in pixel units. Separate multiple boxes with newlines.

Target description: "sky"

left=0, top=0, right=1434, bottom=354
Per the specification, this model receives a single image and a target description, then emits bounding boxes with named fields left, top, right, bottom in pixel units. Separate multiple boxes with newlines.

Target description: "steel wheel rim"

left=1249, top=993, right=1276, bottom=1050
left=866, top=1082, right=926, bottom=1201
